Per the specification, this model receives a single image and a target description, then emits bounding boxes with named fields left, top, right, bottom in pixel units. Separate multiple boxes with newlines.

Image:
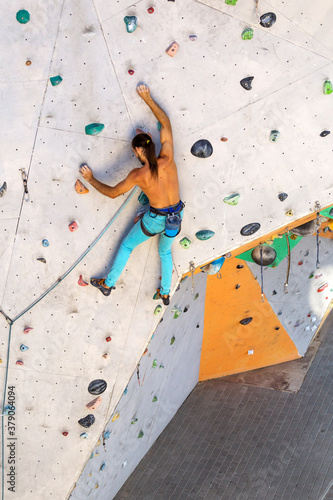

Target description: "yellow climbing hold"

left=111, top=412, right=120, bottom=422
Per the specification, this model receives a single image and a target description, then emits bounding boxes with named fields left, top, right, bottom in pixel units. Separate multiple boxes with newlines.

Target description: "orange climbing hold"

left=69, top=221, right=78, bottom=232
left=86, top=396, right=102, bottom=411
left=75, top=179, right=89, bottom=194
left=165, top=41, right=179, bottom=57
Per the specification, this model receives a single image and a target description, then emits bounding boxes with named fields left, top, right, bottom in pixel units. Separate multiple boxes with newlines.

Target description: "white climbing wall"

left=0, top=0, right=332, bottom=499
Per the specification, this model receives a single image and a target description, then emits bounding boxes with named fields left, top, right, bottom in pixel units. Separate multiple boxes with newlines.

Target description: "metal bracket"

left=19, top=168, right=29, bottom=202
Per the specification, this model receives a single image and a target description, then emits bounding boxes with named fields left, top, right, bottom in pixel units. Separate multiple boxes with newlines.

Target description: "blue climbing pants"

left=104, top=209, right=184, bottom=296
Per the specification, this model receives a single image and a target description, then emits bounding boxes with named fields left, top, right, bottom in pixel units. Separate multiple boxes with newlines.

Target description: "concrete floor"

left=115, top=314, right=333, bottom=500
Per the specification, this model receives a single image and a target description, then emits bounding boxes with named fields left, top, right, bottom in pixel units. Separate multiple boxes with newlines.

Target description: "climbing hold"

left=235, top=284, right=240, bottom=290
left=251, top=246, right=276, bottom=266
left=320, top=131, right=330, bottom=137
left=201, top=256, right=225, bottom=275
left=42, top=239, right=49, bottom=248
left=241, top=27, right=254, bottom=40
left=190, top=139, right=213, bottom=158
left=291, top=219, right=316, bottom=236
left=152, top=396, right=158, bottom=402
left=278, top=192, right=288, bottom=202
left=248, top=349, right=254, bottom=355
left=240, top=77, right=254, bottom=91
left=165, top=41, right=179, bottom=57
left=189, top=35, right=197, bottom=41
left=240, top=317, right=253, bottom=325
left=152, top=359, right=157, bottom=368
left=95, top=483, right=99, bottom=489
left=298, top=261, right=303, bottom=266
left=285, top=209, right=294, bottom=217
left=138, top=191, right=149, bottom=205
left=270, top=130, right=280, bottom=142
left=195, top=229, right=215, bottom=240
left=111, top=412, right=120, bottom=422
left=143, top=348, right=148, bottom=356
left=0, top=182, right=7, bottom=198
left=26, top=59, right=31, bottom=66
left=86, top=396, right=102, bottom=411
left=323, top=80, right=333, bottom=95
left=88, top=379, right=107, bottom=395
left=196, top=323, right=200, bottom=328
left=128, top=68, right=135, bottom=76
left=225, top=0, right=238, bottom=4
left=309, top=273, right=314, bottom=279
left=16, top=10, right=30, bottom=24
left=20, top=344, right=29, bottom=352
left=124, top=16, right=138, bottom=33
left=62, top=431, right=68, bottom=436
left=194, top=293, right=199, bottom=300
left=103, top=430, right=111, bottom=439
left=78, top=414, right=95, bottom=428
left=154, top=305, right=162, bottom=315
left=147, top=7, right=154, bottom=14
left=272, top=290, right=277, bottom=295
left=237, top=264, right=244, bottom=269
left=123, top=386, right=128, bottom=395
left=179, top=237, right=191, bottom=249
left=317, top=282, right=328, bottom=293
left=78, top=275, right=88, bottom=286
left=100, top=462, right=106, bottom=471
left=85, top=123, right=105, bottom=136
left=80, top=432, right=88, bottom=439
left=159, top=364, right=164, bottom=369
left=69, top=221, right=78, bottom=232
left=223, top=193, right=240, bottom=205
left=260, top=12, right=277, bottom=28
left=220, top=137, right=228, bottom=142
left=24, top=327, right=33, bottom=334
left=240, top=222, right=260, bottom=236
left=138, top=430, right=144, bottom=438
left=50, top=76, right=63, bottom=86
left=105, top=336, right=112, bottom=342
left=75, top=179, right=89, bottom=194
left=16, top=360, right=23, bottom=366
left=170, top=336, right=175, bottom=345
left=173, top=308, right=182, bottom=319
left=122, top=460, right=128, bottom=467
left=102, top=353, right=108, bottom=359
left=37, top=258, right=46, bottom=263
left=131, top=417, right=138, bottom=425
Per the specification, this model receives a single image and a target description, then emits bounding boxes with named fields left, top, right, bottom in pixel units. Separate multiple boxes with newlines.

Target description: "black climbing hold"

left=37, top=258, right=46, bottom=264
left=184, top=306, right=189, bottom=312
left=236, top=264, right=244, bottom=269
left=78, top=414, right=95, bottom=428
left=235, top=284, right=240, bottom=289
left=0, top=181, right=7, bottom=198
left=240, top=317, right=253, bottom=325
left=278, top=192, right=288, bottom=202
left=240, top=77, right=254, bottom=91
left=190, top=139, right=213, bottom=158
left=251, top=246, right=276, bottom=266
left=291, top=219, right=317, bottom=237
left=260, top=12, right=276, bottom=28
left=88, top=379, right=107, bottom=395
left=320, top=131, right=330, bottom=137
left=275, top=326, right=280, bottom=330
left=240, top=222, right=261, bottom=236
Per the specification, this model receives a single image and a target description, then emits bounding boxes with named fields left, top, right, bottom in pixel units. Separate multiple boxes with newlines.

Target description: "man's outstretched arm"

left=80, top=164, right=139, bottom=199
left=137, top=84, right=173, bottom=158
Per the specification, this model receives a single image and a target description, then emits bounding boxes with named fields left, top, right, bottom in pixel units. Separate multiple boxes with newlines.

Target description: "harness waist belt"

left=150, top=200, right=185, bottom=216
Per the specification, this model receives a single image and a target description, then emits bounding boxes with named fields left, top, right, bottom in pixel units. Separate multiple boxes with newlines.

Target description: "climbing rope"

left=284, top=230, right=290, bottom=294
left=315, top=201, right=321, bottom=269
left=0, top=186, right=138, bottom=499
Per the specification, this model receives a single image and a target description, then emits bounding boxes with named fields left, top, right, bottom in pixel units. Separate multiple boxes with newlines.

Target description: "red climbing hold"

left=24, top=327, right=33, bottom=334
left=298, top=261, right=303, bottom=266
left=62, top=431, right=68, bottom=436
left=220, top=137, right=228, bottom=142
left=78, top=275, right=88, bottom=286
left=16, top=360, right=24, bottom=366
left=317, top=282, right=328, bottom=292
left=105, top=336, right=112, bottom=342
left=147, top=7, right=154, bottom=14
left=69, top=221, right=78, bottom=232
left=128, top=69, right=135, bottom=75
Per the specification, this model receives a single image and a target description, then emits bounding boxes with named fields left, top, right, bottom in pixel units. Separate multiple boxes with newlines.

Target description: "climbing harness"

left=315, top=201, right=321, bottom=269
left=190, top=261, right=196, bottom=295
left=284, top=230, right=290, bottom=294
left=19, top=168, right=29, bottom=202
left=260, top=245, right=265, bottom=302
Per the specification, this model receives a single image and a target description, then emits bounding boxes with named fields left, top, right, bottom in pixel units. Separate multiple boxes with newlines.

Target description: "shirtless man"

left=79, top=84, right=183, bottom=305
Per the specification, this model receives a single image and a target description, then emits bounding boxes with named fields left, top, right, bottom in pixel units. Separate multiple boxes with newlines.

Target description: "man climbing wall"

left=80, top=84, right=184, bottom=305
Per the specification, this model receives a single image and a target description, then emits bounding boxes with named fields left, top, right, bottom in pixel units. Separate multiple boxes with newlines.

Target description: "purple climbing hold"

left=78, top=414, right=95, bottom=428
left=190, top=139, right=213, bottom=158
left=88, top=379, right=107, bottom=395
left=240, top=222, right=260, bottom=236
left=240, top=77, right=254, bottom=91
left=260, top=12, right=276, bottom=28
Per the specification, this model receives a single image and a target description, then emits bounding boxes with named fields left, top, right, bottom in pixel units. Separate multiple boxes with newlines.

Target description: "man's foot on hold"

left=160, top=294, right=170, bottom=306
left=90, top=278, right=114, bottom=297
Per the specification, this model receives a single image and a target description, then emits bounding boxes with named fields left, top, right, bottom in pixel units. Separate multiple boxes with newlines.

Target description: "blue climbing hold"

left=16, top=10, right=30, bottom=24
left=124, top=16, right=138, bottom=33
left=100, top=462, right=106, bottom=471
left=50, top=76, right=63, bottom=86
left=80, top=432, right=89, bottom=439
left=42, top=239, right=49, bottom=247
left=196, top=229, right=215, bottom=240
left=190, top=139, right=213, bottom=158
left=240, top=222, right=261, bottom=236
left=20, top=344, right=29, bottom=352
left=200, top=256, right=225, bottom=275
left=78, top=414, right=95, bottom=428
left=85, top=123, right=105, bottom=136
left=103, top=431, right=111, bottom=439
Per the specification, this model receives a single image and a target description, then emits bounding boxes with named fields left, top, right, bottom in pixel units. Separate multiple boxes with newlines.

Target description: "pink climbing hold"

left=16, top=360, right=24, bottom=366
left=78, top=275, right=88, bottom=286
left=105, top=336, right=112, bottom=342
left=69, top=221, right=78, bottom=232
left=147, top=7, right=154, bottom=14
left=86, top=396, right=102, bottom=411
left=24, top=327, right=33, bottom=334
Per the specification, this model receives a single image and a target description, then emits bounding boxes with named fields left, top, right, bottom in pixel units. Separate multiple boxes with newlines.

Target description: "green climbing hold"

left=179, top=237, right=191, bottom=249
left=270, top=130, right=280, bottom=142
left=225, top=0, right=238, bottom=4
left=196, top=230, right=215, bottom=240
left=154, top=305, right=162, bottom=315
left=85, top=123, right=105, bottom=136
left=50, top=76, right=63, bottom=86
left=131, top=417, right=138, bottom=424
left=16, top=10, right=30, bottom=24
left=194, top=293, right=199, bottom=300
left=138, top=430, right=144, bottom=438
left=241, top=28, right=254, bottom=40
left=323, top=80, right=332, bottom=94
left=223, top=193, right=240, bottom=206
left=152, top=359, right=157, bottom=368
left=124, top=16, right=138, bottom=33
left=152, top=396, right=158, bottom=402
left=173, top=308, right=182, bottom=319
left=138, top=191, right=149, bottom=205
left=170, top=336, right=175, bottom=345
left=309, top=273, right=314, bottom=279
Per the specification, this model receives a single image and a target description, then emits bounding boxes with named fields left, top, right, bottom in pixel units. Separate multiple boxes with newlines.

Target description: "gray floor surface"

left=115, top=316, right=333, bottom=500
